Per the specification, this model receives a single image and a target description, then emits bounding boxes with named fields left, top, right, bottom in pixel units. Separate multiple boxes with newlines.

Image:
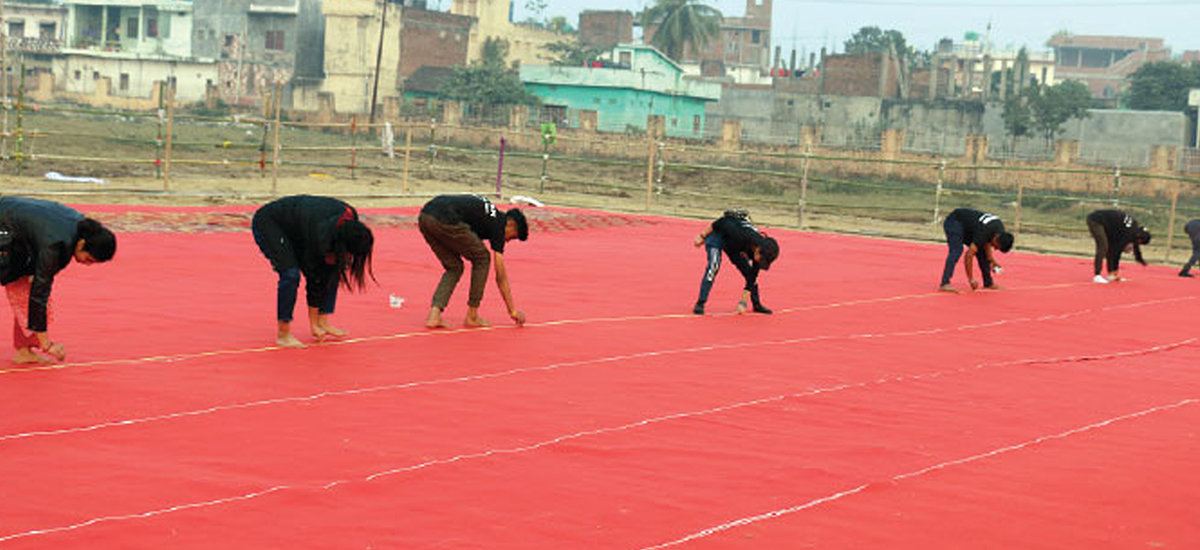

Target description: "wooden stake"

left=1165, top=181, right=1180, bottom=263
left=271, top=83, right=282, bottom=195
left=401, top=126, right=412, bottom=193
left=164, top=84, right=174, bottom=190
left=645, top=139, right=655, bottom=210
left=349, top=115, right=358, bottom=179
left=1014, top=178, right=1025, bottom=237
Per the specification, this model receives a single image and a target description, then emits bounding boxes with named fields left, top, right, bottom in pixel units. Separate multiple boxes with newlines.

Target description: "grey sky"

left=516, top=0, right=1200, bottom=59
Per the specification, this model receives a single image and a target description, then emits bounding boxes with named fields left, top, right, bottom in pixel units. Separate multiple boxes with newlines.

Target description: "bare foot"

left=319, top=324, right=348, bottom=338
left=426, top=308, right=452, bottom=329
left=464, top=313, right=490, bottom=328
left=13, top=348, right=52, bottom=364
left=982, top=284, right=1003, bottom=291
left=276, top=334, right=305, bottom=348
left=938, top=284, right=959, bottom=293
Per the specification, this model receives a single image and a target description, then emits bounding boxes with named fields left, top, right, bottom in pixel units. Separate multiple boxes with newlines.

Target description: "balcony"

left=6, top=36, right=62, bottom=55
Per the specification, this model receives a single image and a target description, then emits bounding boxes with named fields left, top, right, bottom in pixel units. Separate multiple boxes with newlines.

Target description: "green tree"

left=544, top=40, right=606, bottom=66
left=843, top=26, right=908, bottom=56
left=1126, top=61, right=1200, bottom=111
left=546, top=16, right=574, bottom=33
left=439, top=38, right=539, bottom=111
left=1029, top=80, right=1091, bottom=146
left=638, top=0, right=722, bottom=62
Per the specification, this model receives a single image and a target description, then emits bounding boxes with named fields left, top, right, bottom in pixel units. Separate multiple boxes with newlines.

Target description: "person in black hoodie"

left=1086, top=209, right=1150, bottom=284
left=252, top=195, right=375, bottom=347
left=692, top=210, right=779, bottom=315
left=0, top=197, right=116, bottom=364
left=939, top=208, right=1014, bottom=293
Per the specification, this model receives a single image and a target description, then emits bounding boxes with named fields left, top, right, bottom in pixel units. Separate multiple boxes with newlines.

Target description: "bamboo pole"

left=798, top=146, right=811, bottom=229
left=155, top=82, right=164, bottom=179
left=645, top=138, right=654, bottom=210
left=271, top=83, right=282, bottom=194
left=931, top=158, right=946, bottom=224
left=1014, top=178, right=1025, bottom=237
left=349, top=115, right=358, bottom=179
left=401, top=126, right=412, bottom=193
left=1165, top=181, right=1180, bottom=263
left=14, top=62, right=22, bottom=176
left=163, top=83, right=174, bottom=189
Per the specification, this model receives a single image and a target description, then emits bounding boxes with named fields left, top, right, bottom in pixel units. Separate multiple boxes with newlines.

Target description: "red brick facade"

left=398, top=8, right=473, bottom=84
left=579, top=10, right=632, bottom=51
left=819, top=53, right=902, bottom=98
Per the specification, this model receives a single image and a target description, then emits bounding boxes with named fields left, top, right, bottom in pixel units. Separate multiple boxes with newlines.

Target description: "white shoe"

left=1093, top=275, right=1109, bottom=284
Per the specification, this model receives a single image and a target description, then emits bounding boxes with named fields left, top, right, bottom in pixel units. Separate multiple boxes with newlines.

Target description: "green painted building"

left=519, top=44, right=721, bottom=139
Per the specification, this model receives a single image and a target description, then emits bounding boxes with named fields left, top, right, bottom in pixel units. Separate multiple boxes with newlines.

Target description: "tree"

left=1126, top=61, right=1200, bottom=111
left=1029, top=80, right=1091, bottom=146
left=638, top=0, right=722, bottom=62
left=544, top=40, right=606, bottom=66
left=546, top=16, right=574, bottom=34
left=523, top=0, right=547, bottom=25
left=843, top=26, right=908, bottom=56
left=439, top=38, right=539, bottom=111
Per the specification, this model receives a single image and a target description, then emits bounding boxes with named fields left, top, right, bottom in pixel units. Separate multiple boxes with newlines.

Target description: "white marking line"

left=0, top=297, right=1185, bottom=445
left=637, top=398, right=1200, bottom=550
left=0, top=338, right=1192, bottom=545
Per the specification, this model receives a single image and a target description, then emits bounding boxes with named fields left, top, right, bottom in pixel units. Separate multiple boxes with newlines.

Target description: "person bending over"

left=692, top=210, right=779, bottom=315
left=1178, top=219, right=1200, bottom=278
left=0, top=197, right=116, bottom=364
left=252, top=195, right=375, bottom=347
left=1086, top=209, right=1150, bottom=284
left=939, top=208, right=1014, bottom=293
left=419, top=194, right=528, bottom=328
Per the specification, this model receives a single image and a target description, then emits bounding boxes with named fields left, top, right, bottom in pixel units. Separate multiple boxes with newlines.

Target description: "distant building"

left=520, top=43, right=721, bottom=138
left=578, top=10, right=632, bottom=52
left=1047, top=33, right=1170, bottom=104
left=642, top=0, right=771, bottom=84
left=451, top=0, right=563, bottom=66
left=2, top=0, right=67, bottom=76
left=930, top=35, right=1056, bottom=100
left=191, top=0, right=326, bottom=107
left=57, top=0, right=216, bottom=102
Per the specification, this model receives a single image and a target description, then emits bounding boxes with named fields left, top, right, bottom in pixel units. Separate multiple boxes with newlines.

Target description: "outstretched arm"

left=963, top=243, right=979, bottom=289
left=694, top=226, right=714, bottom=247
left=493, top=251, right=525, bottom=325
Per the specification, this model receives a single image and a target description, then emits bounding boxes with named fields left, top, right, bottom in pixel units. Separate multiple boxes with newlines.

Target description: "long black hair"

left=77, top=218, right=116, bottom=261
left=332, top=219, right=375, bottom=292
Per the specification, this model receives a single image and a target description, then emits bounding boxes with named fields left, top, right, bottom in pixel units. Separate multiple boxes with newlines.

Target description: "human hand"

left=693, top=234, right=704, bottom=247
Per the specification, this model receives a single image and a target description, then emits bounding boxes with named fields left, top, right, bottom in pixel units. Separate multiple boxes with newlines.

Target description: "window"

left=39, top=22, right=55, bottom=40
left=119, top=73, right=129, bottom=91
left=751, top=30, right=760, bottom=44
left=619, top=51, right=631, bottom=65
left=92, top=71, right=100, bottom=80
left=671, top=118, right=678, bottom=127
left=146, top=17, right=158, bottom=37
left=693, top=115, right=700, bottom=133
left=225, top=34, right=235, bottom=47
left=265, top=30, right=284, bottom=51
left=127, top=17, right=138, bottom=39
left=7, top=21, right=24, bottom=39
left=74, top=70, right=81, bottom=80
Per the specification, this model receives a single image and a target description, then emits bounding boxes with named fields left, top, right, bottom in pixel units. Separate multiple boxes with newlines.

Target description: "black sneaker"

left=1181, top=272, right=1195, bottom=278
left=693, top=303, right=705, bottom=315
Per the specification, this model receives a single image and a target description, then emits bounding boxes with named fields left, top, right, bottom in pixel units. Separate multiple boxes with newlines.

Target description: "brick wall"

left=821, top=53, right=901, bottom=98
left=578, top=11, right=632, bottom=51
left=398, top=9, right=472, bottom=82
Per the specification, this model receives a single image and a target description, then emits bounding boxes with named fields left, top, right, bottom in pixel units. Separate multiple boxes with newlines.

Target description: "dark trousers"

left=253, top=224, right=336, bottom=322
left=696, top=233, right=724, bottom=305
left=1182, top=224, right=1200, bottom=274
left=941, top=218, right=993, bottom=287
left=419, top=213, right=491, bottom=309
left=1088, top=219, right=1110, bottom=275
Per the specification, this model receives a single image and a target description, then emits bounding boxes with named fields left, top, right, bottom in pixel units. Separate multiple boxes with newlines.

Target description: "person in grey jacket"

left=0, top=197, right=116, bottom=364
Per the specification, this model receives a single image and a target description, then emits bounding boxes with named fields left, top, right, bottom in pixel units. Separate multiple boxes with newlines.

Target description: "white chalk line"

left=1, top=336, right=1193, bottom=545
left=1, top=296, right=1188, bottom=445
left=636, top=397, right=1200, bottom=550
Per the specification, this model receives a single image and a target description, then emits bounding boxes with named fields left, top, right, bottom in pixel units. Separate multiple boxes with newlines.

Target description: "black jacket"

left=252, top=195, right=356, bottom=305
left=0, top=197, right=84, bottom=332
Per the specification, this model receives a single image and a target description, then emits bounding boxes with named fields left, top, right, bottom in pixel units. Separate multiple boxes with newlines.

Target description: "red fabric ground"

left=1, top=205, right=1197, bottom=549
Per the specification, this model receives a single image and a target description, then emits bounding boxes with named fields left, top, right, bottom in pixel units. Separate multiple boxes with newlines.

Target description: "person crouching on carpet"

left=252, top=195, right=375, bottom=347
left=1086, top=209, right=1150, bottom=284
left=692, top=209, right=779, bottom=315
left=418, top=194, right=528, bottom=329
left=0, top=197, right=116, bottom=364
left=939, top=208, right=1014, bottom=293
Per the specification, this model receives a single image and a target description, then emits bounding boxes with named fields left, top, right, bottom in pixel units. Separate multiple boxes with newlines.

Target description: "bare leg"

left=276, top=321, right=305, bottom=348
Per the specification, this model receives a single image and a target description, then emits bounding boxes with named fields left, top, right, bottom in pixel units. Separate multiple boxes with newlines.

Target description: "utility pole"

left=368, top=0, right=388, bottom=124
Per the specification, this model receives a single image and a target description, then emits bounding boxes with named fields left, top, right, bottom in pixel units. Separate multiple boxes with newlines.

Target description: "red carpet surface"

left=0, top=204, right=1197, bottom=549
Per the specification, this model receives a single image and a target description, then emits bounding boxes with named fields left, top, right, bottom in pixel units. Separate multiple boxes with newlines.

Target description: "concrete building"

left=2, top=0, right=68, bottom=77
left=578, top=10, right=631, bottom=52
left=451, top=0, right=563, bottom=66
left=520, top=43, right=721, bottom=138
left=191, top=0, right=326, bottom=107
left=931, top=36, right=1055, bottom=100
left=55, top=0, right=216, bottom=103
left=642, top=0, right=771, bottom=84
left=1047, top=33, right=1170, bottom=104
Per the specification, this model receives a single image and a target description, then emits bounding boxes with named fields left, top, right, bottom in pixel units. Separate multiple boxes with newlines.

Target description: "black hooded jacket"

left=252, top=195, right=357, bottom=306
left=0, top=197, right=85, bottom=332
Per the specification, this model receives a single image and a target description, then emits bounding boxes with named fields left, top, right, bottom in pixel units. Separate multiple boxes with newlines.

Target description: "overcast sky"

left=512, top=0, right=1200, bottom=59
